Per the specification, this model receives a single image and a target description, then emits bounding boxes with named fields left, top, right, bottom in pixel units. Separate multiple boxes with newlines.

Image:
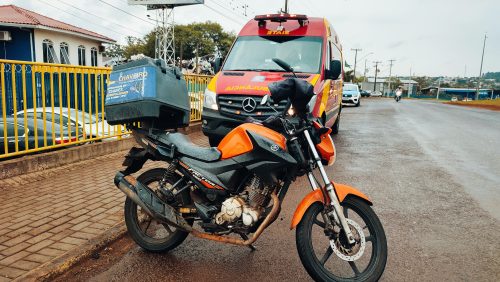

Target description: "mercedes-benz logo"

left=242, top=97, right=257, bottom=113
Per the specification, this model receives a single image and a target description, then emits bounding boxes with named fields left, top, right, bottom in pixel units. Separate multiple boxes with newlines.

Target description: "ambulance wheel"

left=332, top=113, right=340, bottom=135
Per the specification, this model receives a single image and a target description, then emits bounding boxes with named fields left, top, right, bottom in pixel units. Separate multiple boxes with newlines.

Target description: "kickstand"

left=240, top=234, right=257, bottom=251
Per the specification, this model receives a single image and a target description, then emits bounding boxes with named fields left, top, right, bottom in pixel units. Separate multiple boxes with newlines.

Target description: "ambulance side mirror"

left=214, top=57, right=223, bottom=73
left=327, top=60, right=342, bottom=80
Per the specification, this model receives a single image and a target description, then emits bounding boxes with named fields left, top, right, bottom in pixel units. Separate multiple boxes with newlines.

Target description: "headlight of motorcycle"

left=203, top=88, right=218, bottom=110
left=287, top=106, right=295, bottom=116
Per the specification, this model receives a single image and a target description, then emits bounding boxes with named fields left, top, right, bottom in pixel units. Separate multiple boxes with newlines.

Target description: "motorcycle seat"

left=159, top=132, right=221, bottom=162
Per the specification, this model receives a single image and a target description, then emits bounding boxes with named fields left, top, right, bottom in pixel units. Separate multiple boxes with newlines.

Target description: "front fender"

left=290, top=182, right=372, bottom=230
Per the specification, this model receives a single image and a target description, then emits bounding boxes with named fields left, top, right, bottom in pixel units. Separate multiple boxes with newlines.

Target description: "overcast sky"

left=5, top=0, right=499, bottom=77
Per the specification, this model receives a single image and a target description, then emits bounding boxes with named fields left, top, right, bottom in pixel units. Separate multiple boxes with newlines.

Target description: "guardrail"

left=0, top=59, right=210, bottom=159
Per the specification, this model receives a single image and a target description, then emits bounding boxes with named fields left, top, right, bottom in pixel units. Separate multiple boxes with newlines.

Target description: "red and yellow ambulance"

left=202, top=13, right=344, bottom=146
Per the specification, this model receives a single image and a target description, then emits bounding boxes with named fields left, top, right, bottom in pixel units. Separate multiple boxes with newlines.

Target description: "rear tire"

left=124, top=168, right=192, bottom=253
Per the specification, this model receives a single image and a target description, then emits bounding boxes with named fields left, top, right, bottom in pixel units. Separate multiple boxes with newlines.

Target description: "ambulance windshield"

left=223, top=36, right=323, bottom=74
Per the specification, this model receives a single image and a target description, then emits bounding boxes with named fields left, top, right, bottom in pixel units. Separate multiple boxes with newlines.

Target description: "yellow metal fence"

left=0, top=59, right=210, bottom=159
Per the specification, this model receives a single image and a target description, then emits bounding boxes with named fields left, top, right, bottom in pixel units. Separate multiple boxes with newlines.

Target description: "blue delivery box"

left=105, top=58, right=190, bottom=129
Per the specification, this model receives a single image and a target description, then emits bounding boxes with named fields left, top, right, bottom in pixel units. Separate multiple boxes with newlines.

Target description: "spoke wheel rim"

left=309, top=203, right=380, bottom=280
left=131, top=180, right=178, bottom=243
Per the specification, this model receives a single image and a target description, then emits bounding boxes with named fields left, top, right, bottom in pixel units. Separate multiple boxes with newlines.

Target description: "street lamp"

left=360, top=52, right=374, bottom=82
left=475, top=34, right=487, bottom=100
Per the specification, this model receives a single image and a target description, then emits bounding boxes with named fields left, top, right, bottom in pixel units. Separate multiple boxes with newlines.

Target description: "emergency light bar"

left=255, top=13, right=308, bottom=27
left=255, top=13, right=308, bottom=22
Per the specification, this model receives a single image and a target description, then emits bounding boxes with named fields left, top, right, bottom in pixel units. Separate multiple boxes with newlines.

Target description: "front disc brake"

left=330, top=218, right=366, bottom=261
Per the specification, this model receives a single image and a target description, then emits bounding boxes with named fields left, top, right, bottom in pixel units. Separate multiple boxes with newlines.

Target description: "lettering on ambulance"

left=266, top=30, right=290, bottom=35
left=224, top=85, right=269, bottom=92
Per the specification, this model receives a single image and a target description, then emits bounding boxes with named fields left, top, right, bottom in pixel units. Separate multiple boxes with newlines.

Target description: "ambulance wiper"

left=226, top=69, right=283, bottom=72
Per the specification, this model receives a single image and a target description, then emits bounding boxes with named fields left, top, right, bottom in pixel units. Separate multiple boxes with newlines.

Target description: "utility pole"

left=387, top=59, right=396, bottom=97
left=475, top=34, right=487, bottom=100
left=373, top=61, right=382, bottom=92
left=360, top=52, right=373, bottom=82
left=408, top=66, right=412, bottom=98
left=437, top=77, right=442, bottom=100
left=363, top=59, right=369, bottom=82
left=284, top=0, right=289, bottom=13
left=351, top=48, right=362, bottom=82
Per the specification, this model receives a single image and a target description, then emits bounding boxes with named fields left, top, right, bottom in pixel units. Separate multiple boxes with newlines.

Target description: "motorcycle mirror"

left=272, top=58, right=296, bottom=77
left=261, top=94, right=269, bottom=106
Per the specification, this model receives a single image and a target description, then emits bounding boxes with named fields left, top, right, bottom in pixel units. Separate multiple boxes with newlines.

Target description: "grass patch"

left=445, top=99, right=500, bottom=111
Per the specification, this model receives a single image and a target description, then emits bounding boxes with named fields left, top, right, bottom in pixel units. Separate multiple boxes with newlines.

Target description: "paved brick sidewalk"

left=0, top=131, right=207, bottom=281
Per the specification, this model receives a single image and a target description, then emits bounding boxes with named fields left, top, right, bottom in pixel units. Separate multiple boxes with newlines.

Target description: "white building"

left=0, top=4, right=115, bottom=66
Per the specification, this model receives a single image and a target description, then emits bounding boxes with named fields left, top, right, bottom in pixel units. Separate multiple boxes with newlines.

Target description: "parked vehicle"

left=342, top=83, right=361, bottom=107
left=360, top=90, right=371, bottom=97
left=202, top=13, right=344, bottom=146
left=0, top=116, right=80, bottom=155
left=109, top=58, right=387, bottom=282
left=16, top=108, right=119, bottom=140
left=370, top=90, right=383, bottom=97
left=451, top=97, right=458, bottom=102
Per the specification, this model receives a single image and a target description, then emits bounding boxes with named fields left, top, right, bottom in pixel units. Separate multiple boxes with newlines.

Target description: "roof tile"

left=0, top=5, right=115, bottom=42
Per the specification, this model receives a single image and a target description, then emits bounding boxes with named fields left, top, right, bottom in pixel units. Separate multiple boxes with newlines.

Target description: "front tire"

left=124, top=168, right=192, bottom=253
left=296, top=197, right=387, bottom=282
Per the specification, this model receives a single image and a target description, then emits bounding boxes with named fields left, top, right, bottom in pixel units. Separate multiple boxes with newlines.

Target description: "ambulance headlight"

left=203, top=89, right=218, bottom=111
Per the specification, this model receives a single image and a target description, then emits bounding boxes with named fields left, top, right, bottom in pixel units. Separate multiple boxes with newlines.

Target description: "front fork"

left=303, top=130, right=356, bottom=244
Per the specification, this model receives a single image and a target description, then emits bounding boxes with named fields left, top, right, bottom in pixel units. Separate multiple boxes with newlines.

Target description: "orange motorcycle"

left=113, top=59, right=387, bottom=281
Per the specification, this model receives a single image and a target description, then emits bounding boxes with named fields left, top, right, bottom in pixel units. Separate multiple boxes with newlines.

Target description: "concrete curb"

left=8, top=122, right=203, bottom=281
left=14, top=221, right=128, bottom=282
left=0, top=122, right=202, bottom=180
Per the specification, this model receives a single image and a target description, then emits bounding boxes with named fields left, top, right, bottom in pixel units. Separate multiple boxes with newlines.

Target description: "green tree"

left=102, top=43, right=124, bottom=58
left=122, top=22, right=236, bottom=61
left=413, top=76, right=430, bottom=89
left=386, top=77, right=401, bottom=90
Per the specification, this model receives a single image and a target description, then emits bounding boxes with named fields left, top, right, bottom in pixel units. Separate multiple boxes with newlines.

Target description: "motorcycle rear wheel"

left=296, top=197, right=387, bottom=282
left=124, top=168, right=193, bottom=253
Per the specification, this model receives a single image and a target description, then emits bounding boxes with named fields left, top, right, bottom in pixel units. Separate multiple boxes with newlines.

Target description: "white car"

left=451, top=97, right=458, bottom=102
left=16, top=108, right=121, bottom=140
left=342, top=83, right=361, bottom=107
left=370, top=91, right=383, bottom=97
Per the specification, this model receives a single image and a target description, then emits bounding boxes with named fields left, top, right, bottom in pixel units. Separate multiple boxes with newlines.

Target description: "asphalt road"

left=55, top=98, right=500, bottom=282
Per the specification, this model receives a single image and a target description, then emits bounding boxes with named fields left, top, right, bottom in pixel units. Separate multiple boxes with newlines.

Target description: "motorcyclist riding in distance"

left=395, top=86, right=403, bottom=102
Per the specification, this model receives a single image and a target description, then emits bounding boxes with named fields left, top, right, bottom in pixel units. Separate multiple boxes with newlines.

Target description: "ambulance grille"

left=218, top=95, right=288, bottom=120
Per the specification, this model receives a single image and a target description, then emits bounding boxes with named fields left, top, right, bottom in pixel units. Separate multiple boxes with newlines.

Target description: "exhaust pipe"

left=114, top=172, right=192, bottom=231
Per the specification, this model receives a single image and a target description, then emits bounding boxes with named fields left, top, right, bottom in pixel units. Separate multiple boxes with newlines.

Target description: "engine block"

left=214, top=175, right=272, bottom=227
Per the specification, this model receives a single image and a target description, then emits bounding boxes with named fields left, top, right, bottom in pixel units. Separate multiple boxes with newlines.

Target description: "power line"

left=204, top=3, right=246, bottom=26
left=211, top=0, right=249, bottom=20
left=98, top=0, right=155, bottom=26
left=59, top=0, right=145, bottom=36
left=38, top=0, right=129, bottom=39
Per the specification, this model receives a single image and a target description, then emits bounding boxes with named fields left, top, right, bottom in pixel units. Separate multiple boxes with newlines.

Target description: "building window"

left=60, top=42, right=70, bottom=64
left=42, top=39, right=59, bottom=63
left=90, top=47, right=98, bottom=67
left=78, top=45, right=86, bottom=66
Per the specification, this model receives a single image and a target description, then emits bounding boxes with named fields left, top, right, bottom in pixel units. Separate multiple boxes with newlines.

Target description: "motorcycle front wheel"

left=296, top=197, right=387, bottom=282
